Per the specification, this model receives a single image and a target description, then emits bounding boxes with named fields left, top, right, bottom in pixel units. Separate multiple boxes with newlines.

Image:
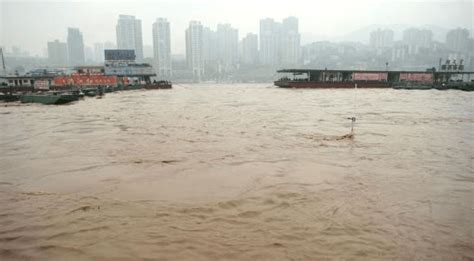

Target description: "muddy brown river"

left=0, top=84, right=472, bottom=260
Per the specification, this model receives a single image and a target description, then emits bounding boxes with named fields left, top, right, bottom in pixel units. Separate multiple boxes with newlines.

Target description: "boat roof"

left=0, top=75, right=56, bottom=79
left=277, top=69, right=474, bottom=74
left=74, top=66, right=105, bottom=69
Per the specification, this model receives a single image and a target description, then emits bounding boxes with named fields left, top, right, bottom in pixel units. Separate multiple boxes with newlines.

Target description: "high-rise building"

left=281, top=16, right=301, bottom=65
left=241, top=33, right=258, bottom=65
left=391, top=44, right=409, bottom=62
left=202, top=27, right=218, bottom=78
left=202, top=27, right=218, bottom=62
left=403, top=28, right=433, bottom=50
left=259, top=17, right=300, bottom=66
left=84, top=46, right=94, bottom=63
left=152, top=18, right=172, bottom=79
left=47, top=40, right=68, bottom=66
left=94, top=43, right=104, bottom=63
left=116, top=15, right=144, bottom=61
left=186, top=21, right=204, bottom=81
left=370, top=29, right=394, bottom=49
left=104, top=41, right=116, bottom=50
left=67, top=28, right=85, bottom=66
left=446, top=28, right=470, bottom=53
left=216, top=24, right=239, bottom=70
left=260, top=18, right=281, bottom=65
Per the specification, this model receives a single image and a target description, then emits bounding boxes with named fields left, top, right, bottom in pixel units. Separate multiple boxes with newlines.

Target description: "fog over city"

left=2, top=0, right=472, bottom=53
left=0, top=0, right=473, bottom=81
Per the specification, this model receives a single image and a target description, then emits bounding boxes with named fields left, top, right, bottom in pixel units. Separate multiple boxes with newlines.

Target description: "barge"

left=275, top=69, right=474, bottom=90
left=144, top=81, right=172, bottom=90
left=19, top=92, right=80, bottom=105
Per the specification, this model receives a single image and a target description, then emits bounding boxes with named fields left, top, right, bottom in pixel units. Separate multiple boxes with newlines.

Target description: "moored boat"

left=0, top=93, right=20, bottom=102
left=82, top=88, right=98, bottom=97
left=275, top=68, right=474, bottom=90
left=144, top=81, right=172, bottom=89
left=275, top=79, right=390, bottom=88
left=19, top=92, right=80, bottom=105
left=275, top=69, right=393, bottom=89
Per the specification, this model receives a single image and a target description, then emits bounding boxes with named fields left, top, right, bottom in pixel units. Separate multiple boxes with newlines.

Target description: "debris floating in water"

left=303, top=133, right=354, bottom=141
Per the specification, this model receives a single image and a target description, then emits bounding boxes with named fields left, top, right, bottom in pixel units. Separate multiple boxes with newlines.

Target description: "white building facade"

left=259, top=18, right=281, bottom=66
left=216, top=24, right=239, bottom=71
left=116, top=15, right=144, bottom=61
left=67, top=28, right=85, bottom=66
left=152, top=18, right=172, bottom=79
left=370, top=29, right=394, bottom=49
left=48, top=40, right=68, bottom=66
left=281, top=17, right=301, bottom=65
left=241, top=33, right=258, bottom=65
left=186, top=21, right=204, bottom=81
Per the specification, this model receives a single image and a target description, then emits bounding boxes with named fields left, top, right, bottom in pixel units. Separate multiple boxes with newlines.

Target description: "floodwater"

left=0, top=84, right=472, bottom=260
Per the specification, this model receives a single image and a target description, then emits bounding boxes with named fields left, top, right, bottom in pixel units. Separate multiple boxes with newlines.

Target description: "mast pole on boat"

left=349, top=83, right=357, bottom=136
left=0, top=47, right=5, bottom=73
left=0, top=47, right=10, bottom=95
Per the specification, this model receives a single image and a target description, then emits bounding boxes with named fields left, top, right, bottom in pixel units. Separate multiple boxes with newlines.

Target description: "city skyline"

left=2, top=19, right=472, bottom=60
left=1, top=0, right=472, bottom=56
left=2, top=18, right=473, bottom=82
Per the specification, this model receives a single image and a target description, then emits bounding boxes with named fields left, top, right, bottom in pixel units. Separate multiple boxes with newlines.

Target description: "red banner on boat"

left=399, top=73, right=433, bottom=83
left=54, top=76, right=118, bottom=86
left=353, top=72, right=388, bottom=81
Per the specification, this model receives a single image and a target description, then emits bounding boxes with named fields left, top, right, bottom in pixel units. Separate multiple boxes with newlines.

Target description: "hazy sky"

left=0, top=0, right=473, bottom=56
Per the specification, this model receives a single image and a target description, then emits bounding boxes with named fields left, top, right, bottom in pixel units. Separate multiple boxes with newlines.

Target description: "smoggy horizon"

left=1, top=0, right=472, bottom=56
